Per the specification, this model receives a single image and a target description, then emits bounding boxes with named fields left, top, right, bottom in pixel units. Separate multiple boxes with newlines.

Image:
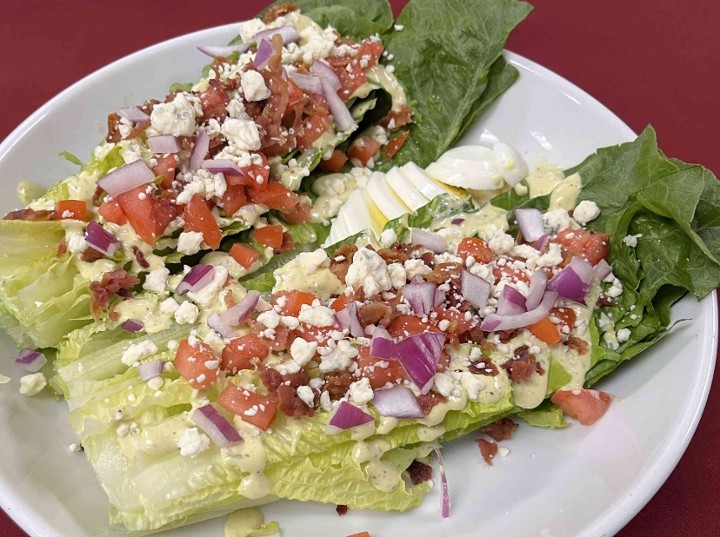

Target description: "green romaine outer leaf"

left=518, top=401, right=568, bottom=428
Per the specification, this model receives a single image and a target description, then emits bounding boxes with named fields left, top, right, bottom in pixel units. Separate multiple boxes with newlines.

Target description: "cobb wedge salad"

left=1, top=0, right=720, bottom=536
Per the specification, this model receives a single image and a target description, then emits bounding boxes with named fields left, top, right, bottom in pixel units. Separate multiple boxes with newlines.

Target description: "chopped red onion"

left=85, top=220, right=120, bottom=256
left=202, top=159, right=242, bottom=176
left=147, top=135, right=180, bottom=154
left=434, top=446, right=450, bottom=518
left=192, top=404, right=243, bottom=447
left=402, top=281, right=437, bottom=315
left=451, top=218, right=465, bottom=226
left=97, top=160, right=155, bottom=197
left=176, top=264, right=215, bottom=296
left=515, top=208, right=545, bottom=242
left=480, top=291, right=558, bottom=331
left=121, top=318, right=144, bottom=333
left=372, top=386, right=423, bottom=419
left=547, top=257, right=593, bottom=303
left=411, top=228, right=447, bottom=253
left=189, top=130, right=210, bottom=171
left=334, top=302, right=364, bottom=338
left=327, top=401, right=375, bottom=432
left=254, top=39, right=273, bottom=70
left=396, top=332, right=446, bottom=394
left=592, top=258, right=613, bottom=280
left=496, top=285, right=527, bottom=316
left=371, top=327, right=400, bottom=360
left=310, top=60, right=342, bottom=92
left=525, top=270, right=548, bottom=311
left=197, top=43, right=250, bottom=58
left=15, top=348, right=47, bottom=373
left=460, top=270, right=490, bottom=309
left=289, top=72, right=324, bottom=94
left=137, top=360, right=163, bottom=381
left=534, top=234, right=550, bottom=251
left=117, top=106, right=149, bottom=123
left=253, top=26, right=300, bottom=45
left=320, top=77, right=356, bottom=132
left=207, top=290, right=261, bottom=337
left=434, top=288, right=447, bottom=307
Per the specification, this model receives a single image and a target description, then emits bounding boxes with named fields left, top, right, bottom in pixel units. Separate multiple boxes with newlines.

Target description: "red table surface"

left=1, top=1, right=718, bottom=535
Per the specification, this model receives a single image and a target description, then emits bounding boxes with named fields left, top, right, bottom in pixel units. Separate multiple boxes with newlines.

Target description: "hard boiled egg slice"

left=385, top=166, right=429, bottom=210
left=366, top=172, right=408, bottom=220
left=427, top=145, right=504, bottom=190
left=493, top=142, right=528, bottom=186
left=400, top=162, right=447, bottom=200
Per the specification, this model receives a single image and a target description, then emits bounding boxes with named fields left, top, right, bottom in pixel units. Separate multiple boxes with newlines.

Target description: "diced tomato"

left=348, top=137, right=381, bottom=167
left=384, top=131, right=409, bottom=160
left=225, top=153, right=271, bottom=189
left=457, top=237, right=494, bottom=264
left=286, top=79, right=305, bottom=109
left=222, top=184, right=248, bottom=216
left=346, top=533, right=371, bottom=537
left=356, top=345, right=408, bottom=389
left=272, top=290, right=317, bottom=316
left=550, top=306, right=576, bottom=333
left=388, top=315, right=440, bottom=338
left=221, top=334, right=270, bottom=374
left=331, top=291, right=360, bottom=312
left=551, top=388, right=613, bottom=425
left=318, top=149, right=348, bottom=172
left=229, top=243, right=260, bottom=269
left=55, top=200, right=87, bottom=221
left=258, top=324, right=291, bottom=352
left=357, top=40, right=384, bottom=69
left=553, top=228, right=610, bottom=266
left=248, top=182, right=299, bottom=213
left=282, top=195, right=312, bottom=224
left=152, top=153, right=178, bottom=189
left=173, top=338, right=219, bottom=389
left=492, top=262, right=530, bottom=285
left=218, top=384, right=278, bottom=430
left=292, top=323, right=333, bottom=346
left=116, top=184, right=157, bottom=245
left=98, top=199, right=126, bottom=225
left=433, top=307, right=473, bottom=335
left=154, top=195, right=181, bottom=237
left=277, top=231, right=295, bottom=253
left=183, top=193, right=222, bottom=250
left=253, top=224, right=284, bottom=250
left=528, top=316, right=562, bottom=346
left=334, top=61, right=367, bottom=101
left=298, top=115, right=330, bottom=151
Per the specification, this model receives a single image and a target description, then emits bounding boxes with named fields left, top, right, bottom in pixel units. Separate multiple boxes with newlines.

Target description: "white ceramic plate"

left=0, top=23, right=716, bottom=537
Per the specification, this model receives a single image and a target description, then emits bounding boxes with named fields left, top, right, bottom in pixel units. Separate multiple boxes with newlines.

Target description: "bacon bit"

left=89, top=269, right=140, bottom=320
left=263, top=2, right=299, bottom=23
left=3, top=208, right=54, bottom=221
left=223, top=289, right=237, bottom=308
left=596, top=293, right=616, bottom=307
left=406, top=460, right=433, bottom=485
left=92, top=185, right=105, bottom=207
left=476, top=438, right=498, bottom=466
left=503, top=345, right=544, bottom=382
left=359, top=301, right=394, bottom=327
left=329, top=243, right=357, bottom=282
left=496, top=329, right=518, bottom=343
left=106, top=113, right=122, bottom=143
left=420, top=251, right=435, bottom=267
left=109, top=310, right=120, bottom=321
left=56, top=240, right=68, bottom=258
left=131, top=246, right=150, bottom=269
left=426, top=262, right=464, bottom=285
left=257, top=36, right=294, bottom=156
left=336, top=505, right=349, bottom=516
left=468, top=357, right=499, bottom=377
left=379, top=105, right=414, bottom=131
left=260, top=368, right=310, bottom=395
left=81, top=247, right=106, bottom=263
left=200, top=79, right=230, bottom=122
left=480, top=418, right=518, bottom=442
left=124, top=120, right=150, bottom=141
left=384, top=131, right=409, bottom=160
left=324, top=371, right=354, bottom=401
left=277, top=383, right=316, bottom=418
left=377, top=248, right=409, bottom=264
left=566, top=335, right=590, bottom=355
left=417, top=391, right=447, bottom=416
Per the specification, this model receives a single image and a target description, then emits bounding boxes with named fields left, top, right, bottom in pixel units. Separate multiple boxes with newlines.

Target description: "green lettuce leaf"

left=518, top=401, right=568, bottom=428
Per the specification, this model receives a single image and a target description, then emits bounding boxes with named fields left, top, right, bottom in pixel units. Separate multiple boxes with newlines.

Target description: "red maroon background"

left=1, top=1, right=719, bottom=535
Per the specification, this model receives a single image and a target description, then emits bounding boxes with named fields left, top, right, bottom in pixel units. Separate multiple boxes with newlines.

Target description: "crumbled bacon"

left=124, top=120, right=151, bottom=141
left=377, top=248, right=409, bottom=264
left=259, top=368, right=310, bottom=394
left=503, top=345, right=544, bottom=382
left=92, top=185, right=105, bottom=207
left=379, top=105, right=414, bottom=131
left=496, top=329, right=518, bottom=343
left=257, top=36, right=294, bottom=156
left=3, top=208, right=54, bottom=221
left=335, top=505, right=348, bottom=516
left=480, top=418, right=518, bottom=442
left=323, top=370, right=354, bottom=401
left=199, top=79, right=230, bottom=122
left=89, top=269, right=140, bottom=320
left=106, top=113, right=122, bottom=143
left=476, top=438, right=498, bottom=466
left=417, top=391, right=447, bottom=416
left=56, top=239, right=68, bottom=257
left=468, top=357, right=499, bottom=377
left=81, top=247, right=106, bottom=263
left=263, top=2, right=299, bottom=23
left=426, top=262, right=464, bottom=285
left=359, top=301, right=394, bottom=327
left=567, top=335, right=590, bottom=355
left=406, top=460, right=433, bottom=485
left=596, top=293, right=616, bottom=307
left=329, top=243, right=357, bottom=282
left=277, top=383, right=316, bottom=418
left=131, top=246, right=150, bottom=269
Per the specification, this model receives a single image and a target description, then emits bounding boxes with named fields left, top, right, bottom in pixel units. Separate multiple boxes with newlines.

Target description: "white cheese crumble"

left=348, top=377, right=374, bottom=405
left=159, top=297, right=180, bottom=314
left=187, top=265, right=229, bottom=306
left=298, top=305, right=336, bottom=327
left=121, top=340, right=159, bottom=367
left=257, top=310, right=281, bottom=329
left=19, top=372, right=46, bottom=396
left=387, top=263, right=407, bottom=289
left=461, top=372, right=486, bottom=401
left=174, top=301, right=200, bottom=325
left=0, top=374, right=10, bottom=384
left=177, top=427, right=210, bottom=457
left=176, top=169, right=227, bottom=205
left=346, top=248, right=392, bottom=297
left=296, top=385, right=315, bottom=407
left=616, top=328, right=631, bottom=342
left=142, top=267, right=170, bottom=293
left=221, top=118, right=261, bottom=151
left=543, top=209, right=571, bottom=234
left=296, top=249, right=330, bottom=274
left=318, top=340, right=358, bottom=372
left=240, top=70, right=271, bottom=101
left=150, top=93, right=201, bottom=136
left=177, top=231, right=205, bottom=255
left=66, top=232, right=88, bottom=253
left=290, top=338, right=318, bottom=367
left=404, top=259, right=432, bottom=280
left=380, top=228, right=398, bottom=247
left=623, top=233, right=643, bottom=248
left=573, top=200, right=600, bottom=224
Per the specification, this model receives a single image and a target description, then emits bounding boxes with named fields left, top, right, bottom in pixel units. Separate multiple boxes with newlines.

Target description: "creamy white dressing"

left=273, top=261, right=345, bottom=301
left=510, top=352, right=549, bottom=409
left=432, top=204, right=509, bottom=251
left=16, top=181, right=46, bottom=205
left=224, top=508, right=265, bottom=537
left=224, top=419, right=270, bottom=500
left=365, top=65, right=408, bottom=112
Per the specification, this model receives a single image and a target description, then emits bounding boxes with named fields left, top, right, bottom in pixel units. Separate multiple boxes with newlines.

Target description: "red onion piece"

left=411, top=228, right=447, bottom=253
left=15, top=348, right=47, bottom=373
left=434, top=446, right=450, bottom=518
left=121, top=318, right=144, bottom=333
left=460, top=270, right=490, bottom=309
left=402, top=281, right=437, bottom=315
left=202, top=159, right=242, bottom=176
left=525, top=270, right=548, bottom=311
left=208, top=290, right=261, bottom=337
left=370, top=327, right=400, bottom=360
left=254, top=39, right=273, bottom=70
left=372, top=386, right=424, bottom=419
left=189, top=130, right=210, bottom=171
left=334, top=302, right=364, bottom=338
left=515, top=208, right=545, bottom=242
left=85, top=220, right=120, bottom=256
left=147, top=135, right=181, bottom=154
left=496, top=285, right=527, bottom=316
left=396, top=332, right=446, bottom=394
left=547, top=257, right=593, bottom=303
left=253, top=26, right=300, bottom=45
left=480, top=291, right=558, bottom=331
left=451, top=218, right=465, bottom=226
left=137, top=359, right=163, bottom=381
left=176, top=264, right=215, bottom=296
left=320, top=77, right=356, bottom=132
left=192, top=404, right=243, bottom=447
left=434, top=288, right=447, bottom=307
left=197, top=44, right=250, bottom=58
left=592, top=258, right=612, bottom=280
left=310, top=60, right=342, bottom=92
left=117, top=106, right=149, bottom=123
left=97, top=160, right=155, bottom=197
left=289, top=72, right=324, bottom=94
left=328, top=401, right=375, bottom=432
left=534, top=234, right=550, bottom=251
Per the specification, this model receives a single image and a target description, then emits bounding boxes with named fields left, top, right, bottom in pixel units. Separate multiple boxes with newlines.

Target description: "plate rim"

left=0, top=22, right=717, bottom=537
